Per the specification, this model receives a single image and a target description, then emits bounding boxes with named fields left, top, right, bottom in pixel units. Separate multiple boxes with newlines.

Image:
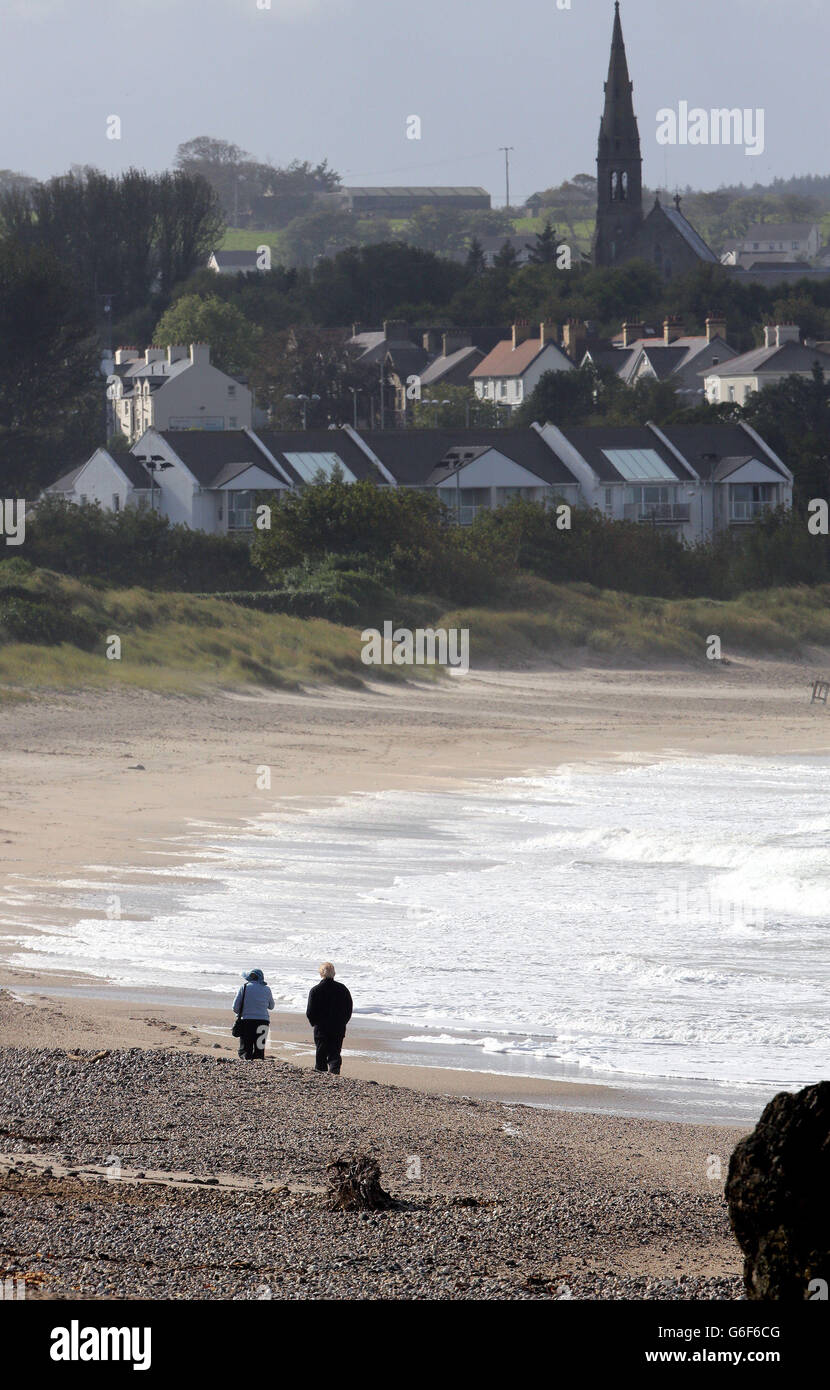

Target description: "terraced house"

left=46, top=420, right=792, bottom=543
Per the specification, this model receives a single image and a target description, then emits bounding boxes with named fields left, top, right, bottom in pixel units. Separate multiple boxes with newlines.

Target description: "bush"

left=0, top=594, right=99, bottom=648
left=23, top=497, right=262, bottom=591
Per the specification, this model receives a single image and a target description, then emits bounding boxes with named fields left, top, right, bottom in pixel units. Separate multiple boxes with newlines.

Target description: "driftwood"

left=326, top=1152, right=396, bottom=1211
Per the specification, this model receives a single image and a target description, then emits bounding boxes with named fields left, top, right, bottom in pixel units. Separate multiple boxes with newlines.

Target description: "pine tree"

left=527, top=219, right=559, bottom=264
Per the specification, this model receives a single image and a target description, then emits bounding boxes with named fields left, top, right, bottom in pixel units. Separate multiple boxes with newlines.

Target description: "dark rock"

left=326, top=1152, right=396, bottom=1212
left=726, top=1081, right=830, bottom=1300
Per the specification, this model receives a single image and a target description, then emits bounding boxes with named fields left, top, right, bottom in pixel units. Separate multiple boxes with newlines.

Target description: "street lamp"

left=424, top=397, right=451, bottom=426
left=136, top=454, right=172, bottom=513
left=285, top=393, right=321, bottom=429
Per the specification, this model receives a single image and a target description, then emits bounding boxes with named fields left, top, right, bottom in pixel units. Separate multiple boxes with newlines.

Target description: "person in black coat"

left=306, top=962, right=353, bottom=1074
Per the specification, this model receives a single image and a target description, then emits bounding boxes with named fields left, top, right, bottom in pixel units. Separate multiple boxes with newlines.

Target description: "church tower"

left=593, top=2, right=644, bottom=267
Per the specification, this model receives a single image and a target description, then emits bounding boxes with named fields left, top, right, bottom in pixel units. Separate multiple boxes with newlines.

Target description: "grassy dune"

left=2, top=568, right=830, bottom=696
left=0, top=573, right=414, bottom=695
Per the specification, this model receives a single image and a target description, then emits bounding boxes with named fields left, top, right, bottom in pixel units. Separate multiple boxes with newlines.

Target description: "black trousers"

left=238, top=1018, right=269, bottom=1060
left=313, top=1026, right=345, bottom=1073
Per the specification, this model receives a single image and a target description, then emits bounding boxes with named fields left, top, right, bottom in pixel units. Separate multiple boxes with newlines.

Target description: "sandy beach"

left=1, top=657, right=828, bottom=1297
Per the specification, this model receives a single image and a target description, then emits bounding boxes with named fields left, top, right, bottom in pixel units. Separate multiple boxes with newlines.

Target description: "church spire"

left=593, top=2, right=644, bottom=267
left=598, top=0, right=641, bottom=162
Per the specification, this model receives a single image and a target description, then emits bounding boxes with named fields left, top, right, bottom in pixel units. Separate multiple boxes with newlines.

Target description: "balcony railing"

left=448, top=504, right=488, bottom=526
left=623, top=503, right=691, bottom=523
left=730, top=500, right=775, bottom=522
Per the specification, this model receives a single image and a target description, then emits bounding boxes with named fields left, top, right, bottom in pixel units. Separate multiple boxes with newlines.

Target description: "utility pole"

left=499, top=146, right=514, bottom=211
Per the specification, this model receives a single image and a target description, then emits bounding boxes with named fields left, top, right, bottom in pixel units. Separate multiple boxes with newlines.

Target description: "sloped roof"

left=704, top=340, right=830, bottom=378
left=555, top=426, right=696, bottom=483
left=357, top=428, right=580, bottom=488
left=659, top=204, right=719, bottom=263
left=210, top=250, right=260, bottom=267
left=46, top=464, right=86, bottom=493
left=744, top=223, right=817, bottom=242
left=471, top=337, right=569, bottom=379
left=150, top=430, right=283, bottom=487
left=253, top=429, right=384, bottom=486
left=419, top=345, right=483, bottom=386
left=384, top=345, right=429, bottom=379
left=655, top=424, right=789, bottom=482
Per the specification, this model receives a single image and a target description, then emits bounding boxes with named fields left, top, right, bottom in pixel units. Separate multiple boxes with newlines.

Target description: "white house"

left=731, top=223, right=821, bottom=265
left=45, top=423, right=791, bottom=542
left=703, top=325, right=830, bottom=406
left=537, top=421, right=792, bottom=541
left=109, top=344, right=253, bottom=443
left=353, top=428, right=581, bottom=525
left=47, top=448, right=154, bottom=511
left=606, top=317, right=739, bottom=398
left=469, top=322, right=574, bottom=410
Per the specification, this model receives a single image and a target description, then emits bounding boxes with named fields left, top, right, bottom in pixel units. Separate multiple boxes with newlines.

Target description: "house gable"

left=436, top=450, right=548, bottom=490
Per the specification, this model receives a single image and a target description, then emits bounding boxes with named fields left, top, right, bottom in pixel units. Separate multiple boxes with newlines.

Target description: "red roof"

left=470, top=337, right=551, bottom=378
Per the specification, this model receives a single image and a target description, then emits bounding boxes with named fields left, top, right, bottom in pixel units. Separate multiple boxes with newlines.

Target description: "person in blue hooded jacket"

left=232, top=968, right=274, bottom=1060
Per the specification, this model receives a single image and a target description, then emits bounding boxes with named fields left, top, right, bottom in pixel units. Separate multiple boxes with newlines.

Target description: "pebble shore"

left=0, top=1047, right=744, bottom=1300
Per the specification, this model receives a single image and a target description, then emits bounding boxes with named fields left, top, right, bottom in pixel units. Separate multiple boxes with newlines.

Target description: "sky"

left=0, top=0, right=824, bottom=200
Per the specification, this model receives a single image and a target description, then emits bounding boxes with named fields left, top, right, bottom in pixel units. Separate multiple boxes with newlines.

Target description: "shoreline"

left=0, top=980, right=761, bottom=1124
left=2, top=662, right=826, bottom=1128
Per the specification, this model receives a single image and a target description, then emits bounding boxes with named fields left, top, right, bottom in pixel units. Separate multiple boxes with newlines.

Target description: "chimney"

left=705, top=313, right=727, bottom=344
left=167, top=345, right=188, bottom=363
left=621, top=321, right=646, bottom=348
left=422, top=328, right=441, bottom=354
left=442, top=329, right=472, bottom=356
left=383, top=319, right=409, bottom=342
left=114, top=347, right=140, bottom=364
left=562, top=319, right=586, bottom=361
left=189, top=342, right=210, bottom=366
left=512, top=320, right=533, bottom=349
left=775, top=323, right=800, bottom=346
left=539, top=321, right=560, bottom=349
left=663, top=316, right=684, bottom=345
left=144, top=347, right=165, bottom=364
left=763, top=325, right=776, bottom=348
left=351, top=322, right=362, bottom=337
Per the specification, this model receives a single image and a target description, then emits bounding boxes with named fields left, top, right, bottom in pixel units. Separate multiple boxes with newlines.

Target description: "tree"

left=0, top=239, right=99, bottom=492
left=403, top=206, right=468, bottom=258
left=514, top=367, right=599, bottom=426
left=0, top=167, right=222, bottom=323
left=493, top=240, right=520, bottom=269
left=152, top=294, right=262, bottom=376
left=526, top=219, right=560, bottom=264
left=279, top=208, right=356, bottom=268
left=465, top=237, right=487, bottom=276
left=741, top=365, right=830, bottom=505
left=253, top=325, right=375, bottom=426
left=411, top=384, right=499, bottom=428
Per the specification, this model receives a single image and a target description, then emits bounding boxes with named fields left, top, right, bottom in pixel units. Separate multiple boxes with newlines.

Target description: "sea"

left=3, top=754, right=829, bottom=1121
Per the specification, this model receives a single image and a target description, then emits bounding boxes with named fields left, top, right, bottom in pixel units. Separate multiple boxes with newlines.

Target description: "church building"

left=593, top=3, right=719, bottom=277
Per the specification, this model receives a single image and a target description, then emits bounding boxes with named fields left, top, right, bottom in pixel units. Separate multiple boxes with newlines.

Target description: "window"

left=227, top=385, right=236, bottom=398
left=112, top=494, right=120, bottom=512
left=283, top=451, right=357, bottom=484
left=605, top=488, right=613, bottom=507
left=731, top=483, right=777, bottom=520
left=229, top=417, right=237, bottom=428
left=728, top=386, right=736, bottom=402
left=80, top=494, right=88, bottom=504
left=227, top=489, right=255, bottom=530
